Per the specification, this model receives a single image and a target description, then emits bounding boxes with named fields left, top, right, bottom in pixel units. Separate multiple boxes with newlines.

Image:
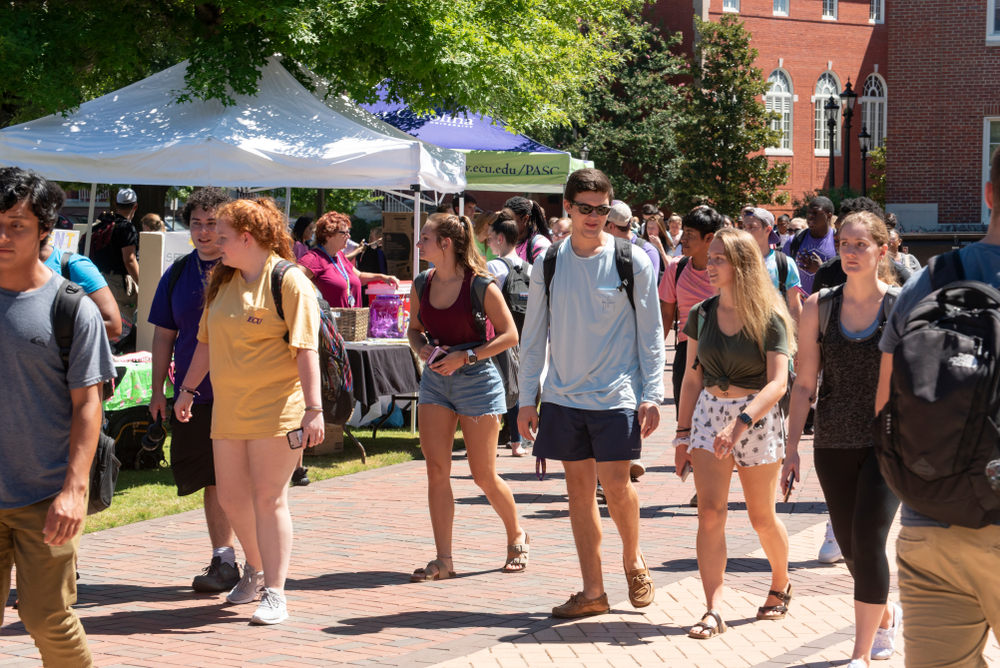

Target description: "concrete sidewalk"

left=3, top=363, right=999, bottom=667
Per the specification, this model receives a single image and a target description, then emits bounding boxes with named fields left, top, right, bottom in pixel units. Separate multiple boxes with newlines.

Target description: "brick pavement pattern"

left=3, top=349, right=999, bottom=667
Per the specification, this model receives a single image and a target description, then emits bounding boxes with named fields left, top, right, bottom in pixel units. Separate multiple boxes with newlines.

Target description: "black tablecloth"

left=345, top=343, right=421, bottom=415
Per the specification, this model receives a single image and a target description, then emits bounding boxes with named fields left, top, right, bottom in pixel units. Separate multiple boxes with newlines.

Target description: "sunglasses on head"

left=570, top=201, right=612, bottom=216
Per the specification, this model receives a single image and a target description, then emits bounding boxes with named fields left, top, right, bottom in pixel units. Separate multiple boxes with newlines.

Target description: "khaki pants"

left=897, top=523, right=1000, bottom=668
left=103, top=272, right=137, bottom=327
left=0, top=498, right=92, bottom=667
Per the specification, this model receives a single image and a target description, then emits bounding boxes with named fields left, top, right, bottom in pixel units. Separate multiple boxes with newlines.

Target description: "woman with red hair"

left=299, top=211, right=398, bottom=307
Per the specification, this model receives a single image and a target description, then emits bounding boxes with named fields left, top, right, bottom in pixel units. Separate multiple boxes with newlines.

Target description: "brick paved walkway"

left=3, top=350, right=999, bottom=667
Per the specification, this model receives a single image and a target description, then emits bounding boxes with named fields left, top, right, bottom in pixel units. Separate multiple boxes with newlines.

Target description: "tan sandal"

left=502, top=534, right=530, bottom=573
left=757, top=582, right=793, bottom=620
left=409, top=559, right=455, bottom=583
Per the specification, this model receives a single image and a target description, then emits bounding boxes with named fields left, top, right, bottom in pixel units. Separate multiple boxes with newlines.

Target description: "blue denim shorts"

left=419, top=359, right=507, bottom=417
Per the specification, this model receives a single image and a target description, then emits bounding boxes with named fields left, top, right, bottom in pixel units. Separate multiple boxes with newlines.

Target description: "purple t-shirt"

left=148, top=252, right=219, bottom=404
left=782, top=228, right=836, bottom=295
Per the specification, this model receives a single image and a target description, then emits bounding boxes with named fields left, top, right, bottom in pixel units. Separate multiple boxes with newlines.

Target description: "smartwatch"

left=466, top=349, right=478, bottom=365
left=737, top=412, right=753, bottom=427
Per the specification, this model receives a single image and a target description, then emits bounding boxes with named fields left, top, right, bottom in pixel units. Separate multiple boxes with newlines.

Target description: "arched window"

left=766, top=70, right=793, bottom=153
left=860, top=74, right=887, bottom=148
left=814, top=72, right=841, bottom=154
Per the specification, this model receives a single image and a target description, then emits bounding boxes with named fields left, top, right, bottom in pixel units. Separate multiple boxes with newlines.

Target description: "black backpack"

left=104, top=405, right=163, bottom=471
left=543, top=236, right=636, bottom=311
left=414, top=270, right=520, bottom=410
left=52, top=280, right=121, bottom=513
left=496, top=257, right=531, bottom=336
left=874, top=249, right=1000, bottom=528
left=788, top=228, right=810, bottom=260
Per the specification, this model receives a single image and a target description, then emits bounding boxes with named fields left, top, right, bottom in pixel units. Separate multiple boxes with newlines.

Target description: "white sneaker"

left=871, top=602, right=902, bottom=660
left=226, top=562, right=265, bottom=604
left=818, top=522, right=843, bottom=563
left=250, top=587, right=288, bottom=625
left=630, top=460, right=646, bottom=479
left=847, top=660, right=868, bottom=668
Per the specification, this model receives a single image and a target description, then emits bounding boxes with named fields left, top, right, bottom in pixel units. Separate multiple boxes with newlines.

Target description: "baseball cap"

left=117, top=188, right=137, bottom=205
left=743, top=206, right=781, bottom=245
left=607, top=200, right=632, bottom=228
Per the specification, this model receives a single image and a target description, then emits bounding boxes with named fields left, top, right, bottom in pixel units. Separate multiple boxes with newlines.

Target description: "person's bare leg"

left=691, top=449, right=736, bottom=616
left=419, top=404, right=460, bottom=576
left=460, top=413, right=525, bottom=551
left=563, top=458, right=604, bottom=600
left=596, top=460, right=642, bottom=572
left=203, top=485, right=236, bottom=550
left=213, top=439, right=261, bottom=570
left=246, top=436, right=301, bottom=593
left=739, top=461, right=790, bottom=611
left=852, top=601, right=892, bottom=663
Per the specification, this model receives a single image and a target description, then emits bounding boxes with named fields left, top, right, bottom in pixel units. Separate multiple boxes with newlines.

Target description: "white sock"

left=214, top=546, right=236, bottom=567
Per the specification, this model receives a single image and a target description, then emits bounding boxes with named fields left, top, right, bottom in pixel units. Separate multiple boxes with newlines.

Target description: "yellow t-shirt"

left=198, top=253, right=320, bottom=440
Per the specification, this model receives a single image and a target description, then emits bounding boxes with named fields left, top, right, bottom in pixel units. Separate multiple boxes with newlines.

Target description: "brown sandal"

left=688, top=610, right=727, bottom=639
left=502, top=534, right=530, bottom=573
left=410, top=559, right=455, bottom=583
left=756, top=582, right=793, bottom=620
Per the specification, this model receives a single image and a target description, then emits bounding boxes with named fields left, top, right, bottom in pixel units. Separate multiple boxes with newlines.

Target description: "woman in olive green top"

left=673, top=228, right=797, bottom=640
left=473, top=211, right=498, bottom=261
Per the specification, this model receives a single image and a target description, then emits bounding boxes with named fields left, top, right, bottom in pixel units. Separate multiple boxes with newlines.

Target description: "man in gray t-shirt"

left=0, top=167, right=115, bottom=667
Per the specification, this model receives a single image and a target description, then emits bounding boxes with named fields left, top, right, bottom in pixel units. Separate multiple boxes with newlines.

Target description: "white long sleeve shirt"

left=518, top=235, right=665, bottom=411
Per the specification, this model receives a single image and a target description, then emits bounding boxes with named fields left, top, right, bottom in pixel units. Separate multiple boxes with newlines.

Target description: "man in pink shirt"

left=658, top=206, right=722, bottom=419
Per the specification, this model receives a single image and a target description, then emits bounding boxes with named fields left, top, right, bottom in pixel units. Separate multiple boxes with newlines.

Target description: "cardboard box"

left=304, top=424, right=343, bottom=456
left=382, top=212, right=429, bottom=280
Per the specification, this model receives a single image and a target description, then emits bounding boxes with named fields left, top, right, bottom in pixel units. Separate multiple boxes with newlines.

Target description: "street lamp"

left=840, top=79, right=858, bottom=189
left=580, top=143, right=590, bottom=161
left=825, top=96, right=839, bottom=190
left=858, top=125, right=872, bottom=198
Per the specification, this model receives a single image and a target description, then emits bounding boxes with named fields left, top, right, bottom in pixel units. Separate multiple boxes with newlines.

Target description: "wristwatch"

left=466, top=349, right=478, bottom=365
left=737, top=412, right=753, bottom=427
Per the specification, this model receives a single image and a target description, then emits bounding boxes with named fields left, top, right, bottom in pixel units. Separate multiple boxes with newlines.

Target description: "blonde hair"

left=473, top=211, right=498, bottom=240
left=839, top=211, right=900, bottom=287
left=426, top=213, right=491, bottom=278
left=204, top=198, right=294, bottom=306
left=714, top=228, right=797, bottom=358
left=141, top=213, right=165, bottom=232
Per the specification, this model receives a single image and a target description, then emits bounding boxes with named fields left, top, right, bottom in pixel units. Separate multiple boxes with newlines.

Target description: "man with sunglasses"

left=519, top=169, right=665, bottom=619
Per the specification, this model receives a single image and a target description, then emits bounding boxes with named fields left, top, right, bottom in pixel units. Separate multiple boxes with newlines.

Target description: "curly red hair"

left=314, top=211, right=352, bottom=245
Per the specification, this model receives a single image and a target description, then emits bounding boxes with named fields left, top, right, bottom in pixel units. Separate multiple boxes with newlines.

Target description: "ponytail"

left=504, top=196, right=551, bottom=242
left=426, top=212, right=491, bottom=278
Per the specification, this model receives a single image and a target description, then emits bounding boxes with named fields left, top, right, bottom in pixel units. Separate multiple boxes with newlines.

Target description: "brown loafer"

left=552, top=592, right=610, bottom=618
left=625, top=555, right=655, bottom=608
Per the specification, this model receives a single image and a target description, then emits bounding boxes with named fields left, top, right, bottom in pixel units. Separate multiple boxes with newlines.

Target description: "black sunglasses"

left=569, top=201, right=612, bottom=216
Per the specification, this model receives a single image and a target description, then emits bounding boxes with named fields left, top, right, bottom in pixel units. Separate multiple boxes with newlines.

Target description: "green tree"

left=868, top=142, right=886, bottom=209
left=673, top=14, right=788, bottom=216
left=529, top=20, right=686, bottom=207
left=0, top=0, right=640, bottom=132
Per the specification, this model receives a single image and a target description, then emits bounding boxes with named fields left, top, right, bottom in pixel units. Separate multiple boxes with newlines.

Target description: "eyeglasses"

left=189, top=222, right=217, bottom=231
left=333, top=229, right=350, bottom=237
left=569, top=201, right=612, bottom=216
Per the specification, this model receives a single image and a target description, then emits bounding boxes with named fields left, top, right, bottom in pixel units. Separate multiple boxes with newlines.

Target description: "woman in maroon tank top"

left=406, top=213, right=528, bottom=582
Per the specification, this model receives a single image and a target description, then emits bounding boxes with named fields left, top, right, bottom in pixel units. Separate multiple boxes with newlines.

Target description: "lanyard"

left=320, top=246, right=355, bottom=307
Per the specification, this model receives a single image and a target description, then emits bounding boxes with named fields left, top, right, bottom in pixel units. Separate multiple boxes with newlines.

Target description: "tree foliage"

left=672, top=14, right=788, bottom=216
left=0, top=0, right=640, bottom=132
left=530, top=20, right=686, bottom=208
left=868, top=142, right=886, bottom=209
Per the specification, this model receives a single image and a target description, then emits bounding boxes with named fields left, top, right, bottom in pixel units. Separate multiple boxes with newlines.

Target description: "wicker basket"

left=330, top=307, right=369, bottom=342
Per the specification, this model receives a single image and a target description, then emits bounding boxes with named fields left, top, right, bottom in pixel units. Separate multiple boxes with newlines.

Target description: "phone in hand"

left=680, top=461, right=693, bottom=483
left=287, top=428, right=304, bottom=450
left=427, top=346, right=446, bottom=365
left=783, top=469, right=795, bottom=502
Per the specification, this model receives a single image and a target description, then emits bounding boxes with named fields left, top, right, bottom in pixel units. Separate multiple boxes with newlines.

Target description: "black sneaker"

left=192, top=557, right=241, bottom=593
left=292, top=467, right=311, bottom=486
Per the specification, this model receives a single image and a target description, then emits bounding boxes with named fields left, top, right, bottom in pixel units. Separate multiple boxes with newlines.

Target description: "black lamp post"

left=840, top=79, right=858, bottom=190
left=825, top=96, right=839, bottom=190
left=580, top=143, right=590, bottom=161
left=858, top=125, right=872, bottom=198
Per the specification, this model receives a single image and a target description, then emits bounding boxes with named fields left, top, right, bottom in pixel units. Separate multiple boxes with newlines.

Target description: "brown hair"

left=314, top=211, right=352, bottom=245
left=141, top=213, right=165, bottom=232
left=204, top=198, right=294, bottom=306
left=426, top=212, right=490, bottom=278
left=838, top=211, right=900, bottom=286
left=473, top=211, right=498, bottom=240
left=565, top=168, right=614, bottom=204
left=642, top=215, right=671, bottom=249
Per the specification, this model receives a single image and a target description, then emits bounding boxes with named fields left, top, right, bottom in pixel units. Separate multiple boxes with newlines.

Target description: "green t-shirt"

left=476, top=238, right=497, bottom=262
left=683, top=297, right=790, bottom=391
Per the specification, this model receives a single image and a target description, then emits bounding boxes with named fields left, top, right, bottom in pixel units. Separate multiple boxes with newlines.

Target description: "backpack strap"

left=675, top=255, right=690, bottom=286
left=613, top=236, right=636, bottom=312
left=52, top=279, right=87, bottom=372
left=60, top=251, right=74, bottom=280
left=928, top=248, right=965, bottom=291
left=880, top=285, right=901, bottom=324
left=167, top=252, right=193, bottom=312
left=413, top=269, right=431, bottom=328
left=774, top=251, right=789, bottom=298
left=269, top=260, right=296, bottom=343
left=469, top=274, right=494, bottom=342
left=542, top=239, right=564, bottom=304
left=789, top=229, right=809, bottom=259
left=816, top=286, right=841, bottom=345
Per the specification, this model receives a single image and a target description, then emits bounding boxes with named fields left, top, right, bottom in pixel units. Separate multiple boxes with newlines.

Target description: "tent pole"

left=284, top=187, right=291, bottom=222
left=412, top=186, right=421, bottom=280
left=562, top=185, right=567, bottom=217
left=84, top=183, right=97, bottom=256
left=459, top=195, right=465, bottom=218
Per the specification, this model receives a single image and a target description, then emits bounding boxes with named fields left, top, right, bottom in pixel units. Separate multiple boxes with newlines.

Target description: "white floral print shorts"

left=688, top=390, right=785, bottom=467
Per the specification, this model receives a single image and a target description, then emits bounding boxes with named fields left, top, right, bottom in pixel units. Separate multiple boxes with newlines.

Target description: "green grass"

left=84, top=426, right=435, bottom=534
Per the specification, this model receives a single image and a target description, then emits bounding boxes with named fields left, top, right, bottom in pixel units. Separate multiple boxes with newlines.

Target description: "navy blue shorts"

left=533, top=403, right=641, bottom=463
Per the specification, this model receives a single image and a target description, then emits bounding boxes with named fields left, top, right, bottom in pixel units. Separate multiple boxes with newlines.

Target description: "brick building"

left=652, top=0, right=888, bottom=217
left=886, top=0, right=1000, bottom=230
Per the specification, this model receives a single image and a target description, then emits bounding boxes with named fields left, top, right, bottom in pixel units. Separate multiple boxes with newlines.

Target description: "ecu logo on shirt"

left=247, top=315, right=263, bottom=325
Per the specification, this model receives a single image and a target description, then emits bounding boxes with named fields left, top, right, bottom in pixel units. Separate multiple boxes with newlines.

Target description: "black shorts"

left=170, top=403, right=216, bottom=496
left=532, top=403, right=641, bottom=463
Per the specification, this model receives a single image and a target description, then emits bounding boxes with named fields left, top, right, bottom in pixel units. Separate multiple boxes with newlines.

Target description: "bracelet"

left=676, top=427, right=692, bottom=432
left=179, top=386, right=200, bottom=397
left=304, top=406, right=323, bottom=413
